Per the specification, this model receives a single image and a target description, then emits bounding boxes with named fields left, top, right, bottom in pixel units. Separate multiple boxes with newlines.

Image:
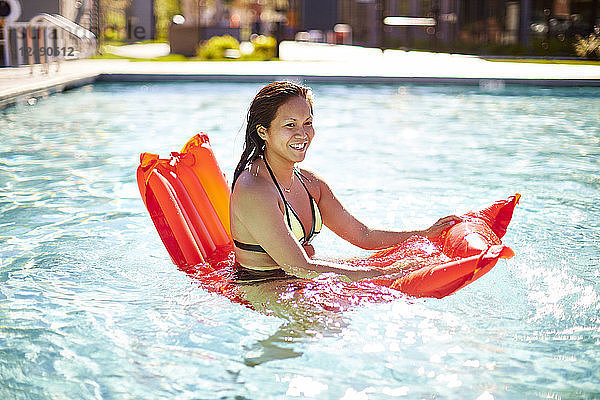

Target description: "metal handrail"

left=46, top=13, right=96, bottom=57
left=0, top=13, right=97, bottom=71
left=26, top=13, right=96, bottom=73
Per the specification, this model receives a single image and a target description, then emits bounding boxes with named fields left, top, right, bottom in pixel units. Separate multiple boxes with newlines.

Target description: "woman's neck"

left=263, top=150, right=295, bottom=185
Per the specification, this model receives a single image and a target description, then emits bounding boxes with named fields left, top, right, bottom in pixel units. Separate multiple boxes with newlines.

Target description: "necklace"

left=263, top=155, right=294, bottom=193
left=281, top=173, right=294, bottom=193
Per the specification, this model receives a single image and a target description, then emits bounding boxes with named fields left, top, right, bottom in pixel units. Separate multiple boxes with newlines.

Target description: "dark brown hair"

left=232, top=81, right=313, bottom=189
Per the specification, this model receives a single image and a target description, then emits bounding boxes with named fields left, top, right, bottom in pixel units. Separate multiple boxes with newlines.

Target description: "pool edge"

left=3, top=69, right=600, bottom=110
left=96, top=73, right=600, bottom=87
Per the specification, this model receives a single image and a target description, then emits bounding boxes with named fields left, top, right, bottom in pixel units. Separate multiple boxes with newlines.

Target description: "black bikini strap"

left=233, top=239, right=266, bottom=253
left=263, top=158, right=292, bottom=227
left=295, top=170, right=315, bottom=201
left=294, top=170, right=316, bottom=238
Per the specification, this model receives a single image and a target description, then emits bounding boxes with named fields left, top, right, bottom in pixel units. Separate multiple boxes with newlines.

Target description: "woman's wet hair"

left=232, top=81, right=313, bottom=189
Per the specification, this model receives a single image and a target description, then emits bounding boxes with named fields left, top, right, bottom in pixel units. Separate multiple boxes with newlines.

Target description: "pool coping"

left=98, top=72, right=600, bottom=87
left=2, top=59, right=600, bottom=109
left=1, top=75, right=97, bottom=109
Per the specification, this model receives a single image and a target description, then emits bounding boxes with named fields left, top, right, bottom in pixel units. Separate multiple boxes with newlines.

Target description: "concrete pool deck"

left=2, top=44, right=600, bottom=108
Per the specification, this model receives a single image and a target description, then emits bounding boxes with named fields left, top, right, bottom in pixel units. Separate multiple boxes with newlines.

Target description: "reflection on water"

left=240, top=278, right=349, bottom=367
left=1, top=82, right=599, bottom=399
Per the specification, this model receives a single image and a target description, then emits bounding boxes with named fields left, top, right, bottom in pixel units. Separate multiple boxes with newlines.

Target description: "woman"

left=230, top=81, right=460, bottom=282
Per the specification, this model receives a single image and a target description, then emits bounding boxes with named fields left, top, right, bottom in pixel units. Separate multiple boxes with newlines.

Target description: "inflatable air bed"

left=137, top=133, right=519, bottom=307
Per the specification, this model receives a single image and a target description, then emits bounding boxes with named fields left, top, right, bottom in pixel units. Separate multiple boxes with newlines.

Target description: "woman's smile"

left=289, top=141, right=308, bottom=151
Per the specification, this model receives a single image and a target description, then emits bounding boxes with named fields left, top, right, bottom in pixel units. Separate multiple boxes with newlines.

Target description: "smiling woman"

left=229, top=81, right=461, bottom=281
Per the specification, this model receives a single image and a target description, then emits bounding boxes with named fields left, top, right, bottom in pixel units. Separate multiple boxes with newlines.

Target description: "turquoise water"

left=1, top=82, right=599, bottom=399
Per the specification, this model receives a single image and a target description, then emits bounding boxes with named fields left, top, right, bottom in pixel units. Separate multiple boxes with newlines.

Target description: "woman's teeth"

left=290, top=142, right=307, bottom=151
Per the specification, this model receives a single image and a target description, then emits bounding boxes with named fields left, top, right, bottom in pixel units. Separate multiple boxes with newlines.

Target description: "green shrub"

left=247, top=35, right=277, bottom=60
left=574, top=34, right=600, bottom=59
left=197, top=35, right=240, bottom=60
left=103, top=27, right=122, bottom=42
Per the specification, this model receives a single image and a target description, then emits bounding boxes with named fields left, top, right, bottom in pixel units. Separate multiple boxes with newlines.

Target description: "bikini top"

left=233, top=159, right=322, bottom=253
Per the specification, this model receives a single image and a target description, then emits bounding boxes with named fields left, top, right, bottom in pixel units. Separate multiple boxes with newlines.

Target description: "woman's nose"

left=296, top=127, right=308, bottom=138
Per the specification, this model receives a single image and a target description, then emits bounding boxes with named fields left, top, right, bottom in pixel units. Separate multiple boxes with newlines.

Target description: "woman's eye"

left=285, top=123, right=295, bottom=127
left=304, top=121, right=313, bottom=126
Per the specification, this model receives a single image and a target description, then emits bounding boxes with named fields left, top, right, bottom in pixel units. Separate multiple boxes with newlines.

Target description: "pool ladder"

left=1, top=13, right=96, bottom=73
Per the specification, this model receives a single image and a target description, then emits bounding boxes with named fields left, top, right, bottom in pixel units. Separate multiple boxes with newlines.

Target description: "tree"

left=155, top=0, right=181, bottom=41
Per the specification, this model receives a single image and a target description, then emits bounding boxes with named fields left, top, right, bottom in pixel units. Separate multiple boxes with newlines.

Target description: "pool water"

left=1, top=82, right=599, bottom=399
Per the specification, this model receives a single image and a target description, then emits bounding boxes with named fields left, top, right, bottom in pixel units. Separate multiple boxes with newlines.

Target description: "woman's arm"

left=313, top=172, right=461, bottom=250
left=232, top=182, right=386, bottom=280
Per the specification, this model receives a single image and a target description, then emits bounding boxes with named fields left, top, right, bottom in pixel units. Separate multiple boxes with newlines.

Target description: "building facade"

left=333, top=0, right=599, bottom=52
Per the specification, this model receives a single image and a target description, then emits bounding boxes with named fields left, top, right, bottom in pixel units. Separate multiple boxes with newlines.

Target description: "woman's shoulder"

left=233, top=166, right=268, bottom=194
left=296, top=167, right=329, bottom=200
left=231, top=163, right=278, bottom=206
left=297, top=166, right=322, bottom=183
left=298, top=168, right=327, bottom=187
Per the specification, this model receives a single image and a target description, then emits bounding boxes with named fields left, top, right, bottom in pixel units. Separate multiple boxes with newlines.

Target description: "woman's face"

left=262, top=96, right=314, bottom=164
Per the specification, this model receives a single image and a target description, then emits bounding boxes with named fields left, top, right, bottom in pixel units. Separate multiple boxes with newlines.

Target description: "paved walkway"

left=2, top=42, right=600, bottom=108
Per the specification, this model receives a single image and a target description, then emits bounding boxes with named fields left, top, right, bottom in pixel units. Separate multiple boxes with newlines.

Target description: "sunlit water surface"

left=1, top=82, right=599, bottom=399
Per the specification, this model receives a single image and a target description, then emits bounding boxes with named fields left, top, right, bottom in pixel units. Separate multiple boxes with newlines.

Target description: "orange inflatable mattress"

left=137, top=133, right=519, bottom=307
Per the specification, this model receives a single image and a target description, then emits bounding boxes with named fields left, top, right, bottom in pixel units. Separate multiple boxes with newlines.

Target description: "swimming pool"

left=1, top=82, right=599, bottom=399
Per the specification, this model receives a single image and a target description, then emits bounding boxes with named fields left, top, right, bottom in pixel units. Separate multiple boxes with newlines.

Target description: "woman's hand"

left=423, top=215, right=463, bottom=238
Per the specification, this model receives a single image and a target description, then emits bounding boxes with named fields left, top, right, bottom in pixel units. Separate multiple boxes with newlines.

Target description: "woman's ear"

left=256, top=125, right=267, bottom=141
